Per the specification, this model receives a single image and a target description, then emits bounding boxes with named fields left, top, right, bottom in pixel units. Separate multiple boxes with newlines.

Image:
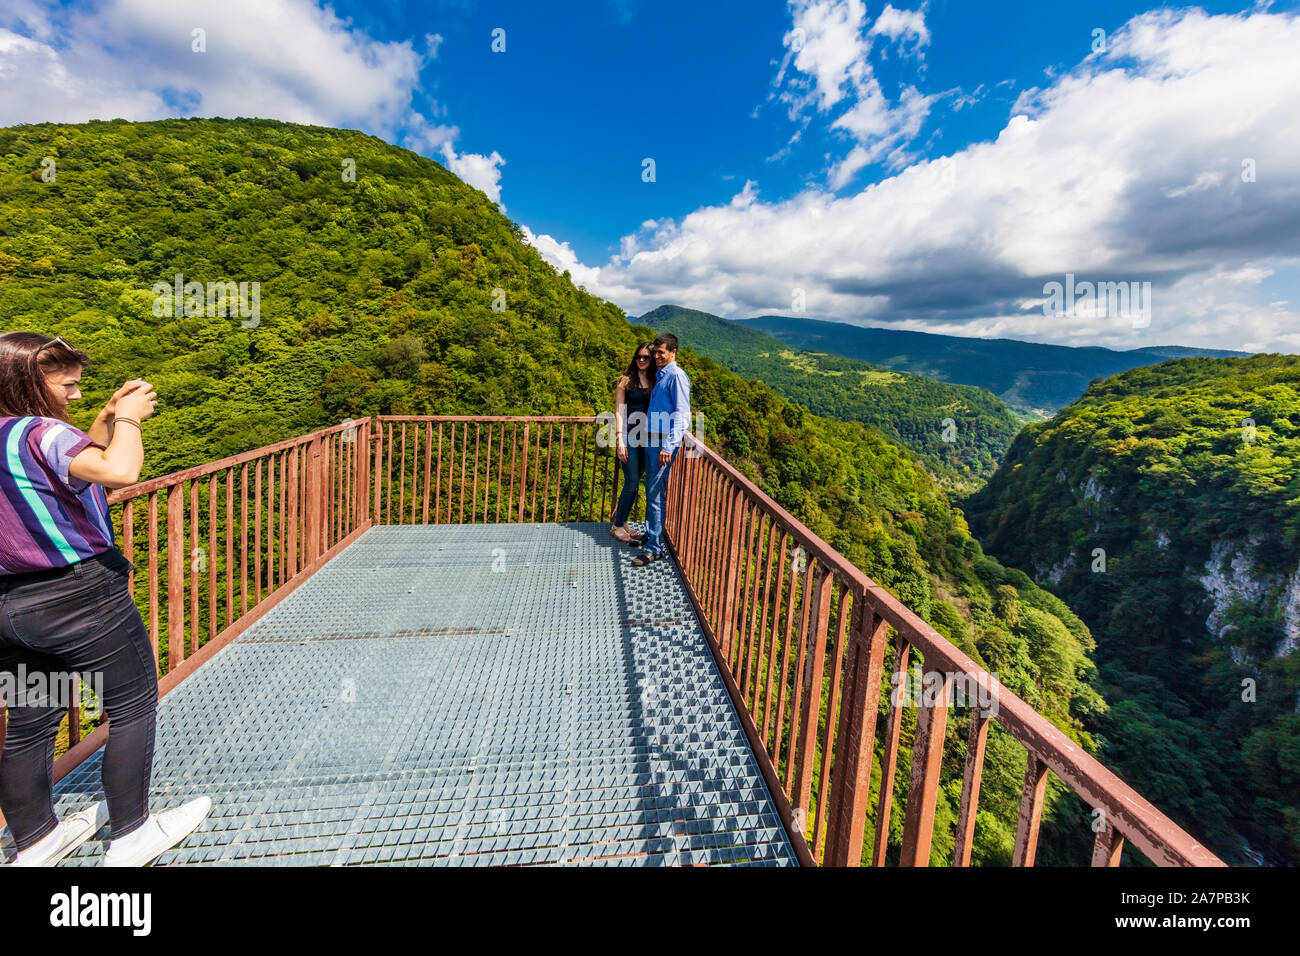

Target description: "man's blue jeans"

left=643, top=440, right=677, bottom=556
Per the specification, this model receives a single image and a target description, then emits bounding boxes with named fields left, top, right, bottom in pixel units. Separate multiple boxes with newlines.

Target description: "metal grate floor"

left=6, top=523, right=797, bottom=866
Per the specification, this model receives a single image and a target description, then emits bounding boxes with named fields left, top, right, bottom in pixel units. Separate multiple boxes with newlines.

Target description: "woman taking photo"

left=0, top=331, right=209, bottom=867
left=609, top=342, right=655, bottom=544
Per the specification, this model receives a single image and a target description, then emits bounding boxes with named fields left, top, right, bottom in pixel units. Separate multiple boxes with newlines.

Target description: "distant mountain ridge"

left=740, top=315, right=1248, bottom=414
left=639, top=304, right=1023, bottom=488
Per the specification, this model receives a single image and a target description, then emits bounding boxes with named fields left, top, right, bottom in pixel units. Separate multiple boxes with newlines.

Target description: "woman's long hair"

left=619, top=341, right=656, bottom=392
left=0, top=332, right=90, bottom=421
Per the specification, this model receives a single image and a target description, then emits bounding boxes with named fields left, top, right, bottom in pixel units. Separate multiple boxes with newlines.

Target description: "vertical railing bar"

left=873, top=634, right=911, bottom=867
left=472, top=423, right=482, bottom=525
left=435, top=423, right=444, bottom=525
left=553, top=423, right=566, bottom=522
left=148, top=491, right=160, bottom=663
left=564, top=423, right=577, bottom=521
left=1012, top=754, right=1050, bottom=867
left=772, top=542, right=803, bottom=770
left=207, top=474, right=217, bottom=643
left=811, top=577, right=853, bottom=861
left=576, top=423, right=589, bottom=523
left=225, top=466, right=234, bottom=628
left=426, top=421, right=436, bottom=522
left=241, top=462, right=249, bottom=616
left=254, top=460, right=263, bottom=606
left=825, top=602, right=889, bottom=867
left=189, top=478, right=200, bottom=655
left=751, top=518, right=778, bottom=717
left=785, top=558, right=819, bottom=796
left=1091, top=818, right=1126, bottom=867
left=517, top=422, right=530, bottom=522
left=397, top=422, right=407, bottom=526
left=761, top=531, right=790, bottom=748
left=954, top=708, right=992, bottom=866
left=166, top=483, right=184, bottom=672
left=459, top=420, right=469, bottom=524
left=793, top=563, right=834, bottom=817
left=900, top=672, right=952, bottom=866
left=496, top=423, right=508, bottom=523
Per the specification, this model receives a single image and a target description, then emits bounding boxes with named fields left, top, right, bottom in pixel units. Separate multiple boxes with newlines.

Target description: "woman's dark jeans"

left=0, top=549, right=157, bottom=850
left=612, top=441, right=648, bottom=527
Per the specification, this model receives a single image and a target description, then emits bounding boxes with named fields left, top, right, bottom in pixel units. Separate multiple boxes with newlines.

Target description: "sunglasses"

left=635, top=354, right=652, bottom=361
left=37, top=335, right=73, bottom=353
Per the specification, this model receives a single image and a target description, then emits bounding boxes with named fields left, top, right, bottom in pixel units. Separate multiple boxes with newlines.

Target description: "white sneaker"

left=103, top=797, right=212, bottom=867
left=7, top=800, right=110, bottom=867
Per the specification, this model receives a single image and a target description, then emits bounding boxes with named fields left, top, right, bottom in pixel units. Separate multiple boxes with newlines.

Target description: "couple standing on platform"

left=609, top=333, right=691, bottom=568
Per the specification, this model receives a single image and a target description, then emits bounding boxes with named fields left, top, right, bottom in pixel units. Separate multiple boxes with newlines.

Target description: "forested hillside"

left=967, top=355, right=1300, bottom=865
left=743, top=315, right=1244, bottom=415
left=3, top=117, right=1106, bottom=863
left=641, top=304, right=1020, bottom=489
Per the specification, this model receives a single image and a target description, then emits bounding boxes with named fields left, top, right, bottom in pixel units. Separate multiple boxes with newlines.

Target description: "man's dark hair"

left=653, top=332, right=678, bottom=352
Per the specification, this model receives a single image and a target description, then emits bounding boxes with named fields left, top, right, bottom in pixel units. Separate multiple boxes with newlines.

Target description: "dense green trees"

left=968, top=355, right=1300, bottom=864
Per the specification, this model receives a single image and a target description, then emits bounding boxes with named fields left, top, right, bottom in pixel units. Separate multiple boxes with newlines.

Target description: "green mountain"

left=4, top=117, right=1105, bottom=864
left=966, top=355, right=1300, bottom=865
left=639, top=304, right=1022, bottom=490
left=741, top=315, right=1246, bottom=415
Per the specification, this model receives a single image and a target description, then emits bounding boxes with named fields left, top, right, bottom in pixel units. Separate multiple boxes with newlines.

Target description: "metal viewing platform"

left=40, top=523, right=796, bottom=866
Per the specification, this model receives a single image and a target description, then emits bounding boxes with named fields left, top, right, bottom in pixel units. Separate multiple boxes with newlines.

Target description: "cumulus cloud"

left=772, top=0, right=935, bottom=185
left=441, top=145, right=507, bottom=207
left=531, top=8, right=1300, bottom=352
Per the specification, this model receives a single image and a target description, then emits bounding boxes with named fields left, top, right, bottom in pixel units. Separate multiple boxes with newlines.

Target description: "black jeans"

left=0, top=549, right=157, bottom=850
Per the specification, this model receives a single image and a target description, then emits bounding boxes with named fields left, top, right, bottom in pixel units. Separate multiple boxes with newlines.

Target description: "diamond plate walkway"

left=36, top=523, right=798, bottom=866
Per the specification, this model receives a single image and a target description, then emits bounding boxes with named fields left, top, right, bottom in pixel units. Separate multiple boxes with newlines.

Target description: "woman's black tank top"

left=625, top=383, right=652, bottom=417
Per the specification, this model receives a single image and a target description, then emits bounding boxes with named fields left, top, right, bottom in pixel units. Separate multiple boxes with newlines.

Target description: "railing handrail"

left=676, top=431, right=1224, bottom=867
left=107, top=420, right=361, bottom=504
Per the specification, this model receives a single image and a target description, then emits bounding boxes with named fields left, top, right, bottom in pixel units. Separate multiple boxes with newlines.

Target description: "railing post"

left=1092, top=815, right=1125, bottom=866
left=305, top=435, right=324, bottom=562
left=718, top=487, right=745, bottom=662
left=1013, top=754, right=1050, bottom=866
left=166, top=483, right=185, bottom=670
left=518, top=422, right=530, bottom=522
left=825, top=603, right=889, bottom=866
left=954, top=708, right=992, bottom=866
left=371, top=422, right=383, bottom=525
left=899, top=670, right=951, bottom=866
left=793, top=564, right=834, bottom=817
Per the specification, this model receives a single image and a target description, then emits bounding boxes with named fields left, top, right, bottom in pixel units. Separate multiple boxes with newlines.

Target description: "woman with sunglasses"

left=0, top=332, right=209, bottom=867
left=609, top=342, right=656, bottom=543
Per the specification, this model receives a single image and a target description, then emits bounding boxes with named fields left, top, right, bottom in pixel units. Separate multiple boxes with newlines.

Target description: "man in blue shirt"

left=632, top=333, right=691, bottom=567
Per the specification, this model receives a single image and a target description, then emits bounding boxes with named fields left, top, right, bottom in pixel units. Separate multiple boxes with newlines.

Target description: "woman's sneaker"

left=7, top=800, right=109, bottom=867
left=102, top=797, right=212, bottom=867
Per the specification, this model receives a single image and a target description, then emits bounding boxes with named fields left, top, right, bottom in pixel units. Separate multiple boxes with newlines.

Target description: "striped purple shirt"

left=0, top=416, right=114, bottom=574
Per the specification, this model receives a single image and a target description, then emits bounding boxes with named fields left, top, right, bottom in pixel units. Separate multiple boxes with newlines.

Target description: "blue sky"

left=3, top=0, right=1299, bottom=350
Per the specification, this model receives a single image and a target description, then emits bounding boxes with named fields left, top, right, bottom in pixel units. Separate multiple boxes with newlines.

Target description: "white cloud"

left=441, top=145, right=507, bottom=208
left=773, top=1, right=934, bottom=186
left=868, top=4, right=931, bottom=52
left=539, top=8, right=1300, bottom=352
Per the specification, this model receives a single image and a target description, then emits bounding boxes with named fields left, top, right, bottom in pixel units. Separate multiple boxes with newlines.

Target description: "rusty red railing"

left=2, top=414, right=1223, bottom=866
left=664, top=431, right=1224, bottom=868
